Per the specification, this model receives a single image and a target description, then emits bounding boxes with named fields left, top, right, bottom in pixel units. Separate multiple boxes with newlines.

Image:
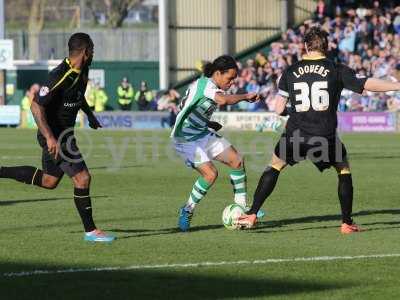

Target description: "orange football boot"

left=236, top=214, right=257, bottom=229
left=341, top=223, right=362, bottom=234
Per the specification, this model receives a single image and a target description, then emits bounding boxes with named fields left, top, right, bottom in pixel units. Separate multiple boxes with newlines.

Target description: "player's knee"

left=73, top=171, right=91, bottom=188
left=41, top=175, right=60, bottom=189
left=204, top=169, right=218, bottom=184
left=231, top=158, right=243, bottom=169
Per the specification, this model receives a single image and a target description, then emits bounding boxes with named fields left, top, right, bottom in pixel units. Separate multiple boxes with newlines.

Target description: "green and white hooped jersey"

left=171, top=76, right=222, bottom=142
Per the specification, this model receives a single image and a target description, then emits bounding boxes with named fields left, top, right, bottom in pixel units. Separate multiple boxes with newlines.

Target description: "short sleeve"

left=277, top=70, right=289, bottom=98
left=36, top=70, right=65, bottom=107
left=338, top=64, right=368, bottom=94
left=204, top=80, right=224, bottom=101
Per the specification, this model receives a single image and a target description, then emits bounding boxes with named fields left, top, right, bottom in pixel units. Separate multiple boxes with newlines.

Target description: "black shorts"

left=38, top=134, right=88, bottom=178
left=274, top=132, right=348, bottom=172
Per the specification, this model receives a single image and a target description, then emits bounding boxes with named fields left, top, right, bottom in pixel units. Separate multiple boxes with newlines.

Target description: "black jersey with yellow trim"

left=36, top=58, right=89, bottom=139
left=278, top=56, right=368, bottom=137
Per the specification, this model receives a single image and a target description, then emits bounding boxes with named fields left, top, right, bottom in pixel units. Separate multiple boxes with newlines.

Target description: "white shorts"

left=173, top=133, right=232, bottom=168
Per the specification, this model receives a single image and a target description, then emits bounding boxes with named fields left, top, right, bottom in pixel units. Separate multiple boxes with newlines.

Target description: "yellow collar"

left=65, top=58, right=81, bottom=73
left=302, top=55, right=326, bottom=60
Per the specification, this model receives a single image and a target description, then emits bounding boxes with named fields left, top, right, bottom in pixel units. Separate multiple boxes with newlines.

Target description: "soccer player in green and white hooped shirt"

left=172, top=55, right=262, bottom=231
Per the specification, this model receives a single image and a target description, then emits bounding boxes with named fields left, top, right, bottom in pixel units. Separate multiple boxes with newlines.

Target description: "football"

left=222, top=204, right=246, bottom=229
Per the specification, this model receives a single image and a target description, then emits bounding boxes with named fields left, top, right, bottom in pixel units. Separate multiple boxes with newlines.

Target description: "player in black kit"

left=0, top=33, right=115, bottom=242
left=238, top=27, right=400, bottom=233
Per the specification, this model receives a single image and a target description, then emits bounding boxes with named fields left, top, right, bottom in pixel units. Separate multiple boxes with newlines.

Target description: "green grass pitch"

left=1, top=128, right=400, bottom=299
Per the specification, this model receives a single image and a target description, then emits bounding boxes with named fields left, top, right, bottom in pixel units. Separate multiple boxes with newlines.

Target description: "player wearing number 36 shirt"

left=238, top=27, right=400, bottom=233
left=278, top=52, right=366, bottom=138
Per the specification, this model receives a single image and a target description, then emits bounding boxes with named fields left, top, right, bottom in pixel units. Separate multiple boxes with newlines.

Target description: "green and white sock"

left=230, top=168, right=247, bottom=207
left=184, top=177, right=211, bottom=212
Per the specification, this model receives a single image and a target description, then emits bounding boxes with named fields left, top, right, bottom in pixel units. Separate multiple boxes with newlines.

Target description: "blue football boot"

left=178, top=207, right=193, bottom=232
left=84, top=229, right=115, bottom=243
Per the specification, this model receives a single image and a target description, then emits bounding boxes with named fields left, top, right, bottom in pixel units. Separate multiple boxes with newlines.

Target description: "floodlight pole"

left=0, top=0, right=5, bottom=105
left=221, top=0, right=229, bottom=55
left=221, top=0, right=234, bottom=55
left=80, top=0, right=85, bottom=28
left=281, top=0, right=288, bottom=33
left=159, top=0, right=169, bottom=90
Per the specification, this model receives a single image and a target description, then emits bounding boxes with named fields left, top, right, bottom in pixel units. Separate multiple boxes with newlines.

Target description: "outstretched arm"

left=339, top=64, right=400, bottom=94
left=214, top=92, right=260, bottom=106
left=364, top=78, right=400, bottom=92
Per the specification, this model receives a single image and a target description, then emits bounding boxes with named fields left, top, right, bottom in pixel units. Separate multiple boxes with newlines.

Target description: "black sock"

left=338, top=174, right=353, bottom=225
left=0, top=166, right=43, bottom=187
left=74, top=188, right=96, bottom=232
left=248, top=167, right=280, bottom=215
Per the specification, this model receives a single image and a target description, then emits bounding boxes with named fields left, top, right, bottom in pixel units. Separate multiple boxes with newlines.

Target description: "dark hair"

left=303, top=26, right=329, bottom=54
left=203, top=55, right=238, bottom=77
left=68, top=32, right=93, bottom=55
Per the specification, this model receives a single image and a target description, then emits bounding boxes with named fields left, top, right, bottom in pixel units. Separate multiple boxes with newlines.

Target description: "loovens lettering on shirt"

left=293, top=64, right=330, bottom=78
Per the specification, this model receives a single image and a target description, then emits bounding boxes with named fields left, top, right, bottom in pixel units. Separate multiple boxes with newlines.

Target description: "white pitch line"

left=3, top=253, right=400, bottom=278
left=241, top=151, right=265, bottom=155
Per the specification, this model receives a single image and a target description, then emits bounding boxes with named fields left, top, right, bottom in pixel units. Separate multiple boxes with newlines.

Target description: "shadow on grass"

left=0, top=196, right=108, bottom=206
left=0, top=262, right=353, bottom=300
left=250, top=223, right=400, bottom=235
left=109, top=224, right=224, bottom=239
left=91, top=164, right=146, bottom=170
left=3, top=208, right=400, bottom=237
left=349, top=152, right=400, bottom=160
left=107, top=208, right=400, bottom=238
left=254, top=208, right=400, bottom=231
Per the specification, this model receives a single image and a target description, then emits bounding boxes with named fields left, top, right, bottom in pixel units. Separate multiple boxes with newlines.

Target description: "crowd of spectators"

left=153, top=0, right=400, bottom=127
left=24, top=1, right=397, bottom=118
left=220, top=0, right=400, bottom=112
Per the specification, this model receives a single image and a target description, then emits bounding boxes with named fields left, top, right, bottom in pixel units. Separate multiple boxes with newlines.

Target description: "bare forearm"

left=275, top=105, right=285, bottom=115
left=30, top=101, right=54, bottom=140
left=215, top=93, right=250, bottom=105
left=274, top=95, right=287, bottom=115
left=364, top=78, right=400, bottom=92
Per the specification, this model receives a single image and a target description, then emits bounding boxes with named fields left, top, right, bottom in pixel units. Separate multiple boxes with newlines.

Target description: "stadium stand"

left=161, top=1, right=399, bottom=114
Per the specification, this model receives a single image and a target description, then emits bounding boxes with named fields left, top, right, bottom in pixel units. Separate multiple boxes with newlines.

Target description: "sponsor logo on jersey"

left=39, top=86, right=50, bottom=97
left=64, top=101, right=81, bottom=108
